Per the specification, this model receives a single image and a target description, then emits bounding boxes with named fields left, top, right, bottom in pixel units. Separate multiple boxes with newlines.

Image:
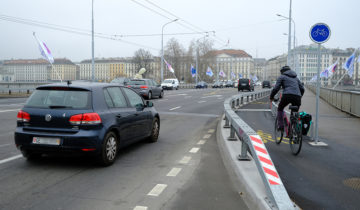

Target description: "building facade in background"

left=51, top=58, right=77, bottom=81
left=2, top=59, right=49, bottom=82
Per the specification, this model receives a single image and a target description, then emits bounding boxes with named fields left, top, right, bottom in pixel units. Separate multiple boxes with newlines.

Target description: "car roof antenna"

left=67, top=80, right=72, bottom=85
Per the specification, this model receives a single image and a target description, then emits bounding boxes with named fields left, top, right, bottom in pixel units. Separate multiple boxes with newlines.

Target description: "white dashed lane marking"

left=179, top=156, right=191, bottom=164
left=0, top=155, right=22, bottom=165
left=198, top=101, right=206, bottom=103
left=189, top=147, right=200, bottom=153
left=203, top=134, right=211, bottom=139
left=133, top=206, right=148, bottom=210
left=166, top=168, right=182, bottom=177
left=0, top=109, right=20, bottom=113
left=0, top=144, right=11, bottom=148
left=208, top=129, right=215, bottom=133
left=169, top=106, right=181, bottom=111
left=147, top=184, right=167, bottom=196
left=197, top=140, right=206, bottom=145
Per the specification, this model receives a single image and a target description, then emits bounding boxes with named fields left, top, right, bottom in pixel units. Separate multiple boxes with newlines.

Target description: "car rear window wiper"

left=48, top=105, right=73, bottom=109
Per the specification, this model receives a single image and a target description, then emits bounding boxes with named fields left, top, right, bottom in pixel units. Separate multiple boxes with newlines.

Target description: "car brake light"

left=69, top=113, right=102, bottom=125
left=140, top=85, right=148, bottom=89
left=127, top=85, right=132, bottom=88
left=17, top=110, right=30, bottom=122
left=249, top=80, right=251, bottom=85
left=82, top=148, right=96, bottom=151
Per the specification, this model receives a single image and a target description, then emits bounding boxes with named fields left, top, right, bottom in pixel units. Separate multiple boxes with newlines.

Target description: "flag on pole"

left=191, top=65, right=196, bottom=78
left=358, top=55, right=360, bottom=63
left=231, top=71, right=235, bottom=79
left=327, top=60, right=338, bottom=78
left=343, top=52, right=355, bottom=77
left=310, top=75, right=318, bottom=82
left=219, top=70, right=226, bottom=77
left=251, top=75, right=258, bottom=82
left=206, top=67, right=213, bottom=77
left=164, top=59, right=175, bottom=73
left=320, top=69, right=329, bottom=78
left=33, top=32, right=54, bottom=64
left=238, top=73, right=243, bottom=78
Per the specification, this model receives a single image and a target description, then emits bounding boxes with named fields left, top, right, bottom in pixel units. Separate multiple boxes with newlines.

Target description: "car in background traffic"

left=161, top=78, right=179, bottom=90
left=127, top=79, right=164, bottom=99
left=14, top=82, right=160, bottom=166
left=110, top=77, right=130, bottom=86
left=238, top=78, right=255, bottom=92
left=212, top=81, right=223, bottom=88
left=262, top=80, right=271, bottom=88
left=225, top=80, right=234, bottom=88
left=195, top=81, right=208, bottom=89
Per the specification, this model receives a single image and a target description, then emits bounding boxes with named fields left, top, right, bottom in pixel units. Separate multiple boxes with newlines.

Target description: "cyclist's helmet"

left=280, top=66, right=291, bottom=74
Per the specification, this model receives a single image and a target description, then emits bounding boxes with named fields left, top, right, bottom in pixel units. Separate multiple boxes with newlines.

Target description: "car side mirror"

left=146, top=101, right=153, bottom=107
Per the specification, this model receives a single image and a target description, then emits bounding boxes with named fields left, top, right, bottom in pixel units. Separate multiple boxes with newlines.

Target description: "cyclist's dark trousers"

left=277, top=94, right=301, bottom=128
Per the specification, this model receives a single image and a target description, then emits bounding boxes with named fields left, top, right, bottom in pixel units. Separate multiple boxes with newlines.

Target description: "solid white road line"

left=198, top=101, right=206, bottom=103
left=169, top=106, right=181, bottom=111
left=203, top=134, right=211, bottom=139
left=147, top=184, right=167, bottom=196
left=237, top=109, right=271, bottom=112
left=133, top=206, right=148, bottom=210
left=197, top=140, right=206, bottom=145
left=189, top=147, right=200, bottom=153
left=179, top=156, right=191, bottom=164
left=0, top=109, right=20, bottom=113
left=0, top=154, right=22, bottom=165
left=0, top=144, right=11, bottom=148
left=208, top=129, right=215, bottom=133
left=166, top=168, right=182, bottom=177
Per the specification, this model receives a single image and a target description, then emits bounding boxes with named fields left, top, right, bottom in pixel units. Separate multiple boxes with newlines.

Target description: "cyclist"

left=270, top=66, right=305, bottom=130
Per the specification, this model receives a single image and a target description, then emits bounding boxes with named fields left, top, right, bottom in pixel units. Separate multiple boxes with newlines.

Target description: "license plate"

left=241, top=84, right=246, bottom=86
left=32, top=137, right=61, bottom=145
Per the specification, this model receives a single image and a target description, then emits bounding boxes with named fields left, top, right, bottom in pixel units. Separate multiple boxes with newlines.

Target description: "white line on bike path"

left=169, top=106, right=181, bottom=111
left=0, top=155, right=22, bottom=165
left=0, top=144, right=12, bottom=148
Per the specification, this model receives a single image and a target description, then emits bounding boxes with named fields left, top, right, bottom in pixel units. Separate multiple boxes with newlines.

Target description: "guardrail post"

left=223, top=116, right=230, bottom=128
left=237, top=138, right=251, bottom=161
left=228, top=125, right=237, bottom=141
left=247, top=95, right=249, bottom=102
left=236, top=98, right=239, bottom=107
left=9, top=90, right=11, bottom=95
left=241, top=97, right=243, bottom=105
left=231, top=100, right=235, bottom=109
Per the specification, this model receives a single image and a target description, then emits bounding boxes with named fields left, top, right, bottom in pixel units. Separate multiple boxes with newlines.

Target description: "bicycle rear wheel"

left=289, top=121, right=302, bottom=155
left=274, top=117, right=283, bottom=144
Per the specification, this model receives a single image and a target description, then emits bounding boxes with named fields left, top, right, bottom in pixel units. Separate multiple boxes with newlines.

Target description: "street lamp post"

left=91, top=0, right=95, bottom=82
left=161, top=19, right=178, bottom=83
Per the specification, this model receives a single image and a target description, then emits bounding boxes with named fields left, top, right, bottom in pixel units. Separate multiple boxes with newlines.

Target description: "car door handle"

left=116, top=114, right=122, bottom=118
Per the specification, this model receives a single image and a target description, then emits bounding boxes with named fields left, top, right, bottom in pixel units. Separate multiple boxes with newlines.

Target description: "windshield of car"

left=162, top=80, right=173, bottom=83
left=111, top=78, right=125, bottom=83
left=25, top=90, right=91, bottom=109
left=128, top=80, right=146, bottom=85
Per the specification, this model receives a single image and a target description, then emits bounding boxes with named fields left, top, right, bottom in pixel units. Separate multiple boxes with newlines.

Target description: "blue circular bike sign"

left=310, top=23, right=331, bottom=44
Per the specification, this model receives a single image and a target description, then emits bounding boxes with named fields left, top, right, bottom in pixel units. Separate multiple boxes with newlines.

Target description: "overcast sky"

left=1, top=0, right=359, bottom=62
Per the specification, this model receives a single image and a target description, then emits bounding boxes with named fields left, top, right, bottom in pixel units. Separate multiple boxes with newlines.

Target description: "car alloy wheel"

left=149, top=118, right=160, bottom=143
left=159, top=91, right=164, bottom=98
left=148, top=92, right=152, bottom=99
left=99, top=132, right=118, bottom=166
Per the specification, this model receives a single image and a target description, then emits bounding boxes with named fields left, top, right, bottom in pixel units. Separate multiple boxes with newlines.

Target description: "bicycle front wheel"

left=289, top=121, right=302, bottom=155
left=274, top=117, right=283, bottom=144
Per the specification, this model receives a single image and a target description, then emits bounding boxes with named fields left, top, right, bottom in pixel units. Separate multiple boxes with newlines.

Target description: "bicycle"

left=273, top=99, right=303, bottom=155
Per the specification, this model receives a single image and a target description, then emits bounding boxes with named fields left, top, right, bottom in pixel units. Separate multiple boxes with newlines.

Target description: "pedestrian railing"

left=223, top=90, right=297, bottom=210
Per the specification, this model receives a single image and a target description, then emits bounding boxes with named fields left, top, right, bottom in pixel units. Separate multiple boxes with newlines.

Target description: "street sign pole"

left=309, top=23, right=331, bottom=144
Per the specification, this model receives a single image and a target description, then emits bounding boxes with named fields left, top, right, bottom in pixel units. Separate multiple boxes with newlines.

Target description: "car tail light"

left=140, top=85, right=148, bottom=89
left=69, top=113, right=102, bottom=125
left=249, top=80, right=251, bottom=86
left=127, top=85, right=132, bottom=88
left=17, top=110, right=30, bottom=122
left=82, top=148, right=96, bottom=151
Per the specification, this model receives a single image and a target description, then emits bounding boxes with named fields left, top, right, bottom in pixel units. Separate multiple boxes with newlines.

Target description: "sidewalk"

left=300, top=88, right=360, bottom=149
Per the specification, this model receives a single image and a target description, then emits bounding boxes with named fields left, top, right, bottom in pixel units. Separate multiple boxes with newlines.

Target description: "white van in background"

left=161, top=78, right=179, bottom=90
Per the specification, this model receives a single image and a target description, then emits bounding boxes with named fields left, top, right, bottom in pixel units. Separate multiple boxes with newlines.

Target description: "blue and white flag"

left=219, top=70, right=226, bottom=77
left=357, top=55, right=360, bottom=63
left=310, top=75, right=318, bottom=82
left=343, top=52, right=355, bottom=77
left=231, top=71, right=236, bottom=79
left=320, top=68, right=329, bottom=78
left=191, top=65, right=196, bottom=78
left=238, top=73, right=243, bottom=78
left=251, top=75, right=258, bottom=82
left=33, top=32, right=54, bottom=64
left=206, top=67, right=213, bottom=77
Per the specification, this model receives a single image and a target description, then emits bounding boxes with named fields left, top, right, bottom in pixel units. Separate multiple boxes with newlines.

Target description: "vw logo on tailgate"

left=45, top=114, right=52, bottom=122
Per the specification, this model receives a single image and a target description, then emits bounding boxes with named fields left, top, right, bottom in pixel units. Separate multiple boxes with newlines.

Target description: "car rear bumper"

left=14, top=127, right=103, bottom=155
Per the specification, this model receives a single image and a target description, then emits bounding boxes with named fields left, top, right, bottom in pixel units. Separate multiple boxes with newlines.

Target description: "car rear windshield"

left=128, top=80, right=146, bottom=85
left=25, top=89, right=91, bottom=109
left=239, top=79, right=249, bottom=83
left=163, top=80, right=172, bottom=83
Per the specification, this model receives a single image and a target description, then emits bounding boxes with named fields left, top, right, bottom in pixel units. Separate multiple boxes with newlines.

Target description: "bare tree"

left=164, top=38, right=185, bottom=80
left=133, top=49, right=153, bottom=78
left=189, top=38, right=215, bottom=83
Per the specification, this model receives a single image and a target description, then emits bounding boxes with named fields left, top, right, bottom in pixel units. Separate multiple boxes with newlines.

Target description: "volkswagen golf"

left=15, top=82, right=160, bottom=166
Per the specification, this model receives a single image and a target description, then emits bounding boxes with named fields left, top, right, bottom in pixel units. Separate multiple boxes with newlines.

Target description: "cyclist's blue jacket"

left=270, top=70, right=305, bottom=99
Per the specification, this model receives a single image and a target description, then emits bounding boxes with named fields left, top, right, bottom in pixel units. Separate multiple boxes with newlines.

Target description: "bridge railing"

left=223, top=90, right=297, bottom=210
left=307, top=85, right=360, bottom=117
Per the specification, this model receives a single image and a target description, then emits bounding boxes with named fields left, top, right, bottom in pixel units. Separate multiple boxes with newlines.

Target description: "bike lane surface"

left=235, top=90, right=360, bottom=210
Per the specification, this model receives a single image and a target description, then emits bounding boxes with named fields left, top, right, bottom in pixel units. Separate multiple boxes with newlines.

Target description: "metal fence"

left=223, top=90, right=297, bottom=210
left=307, top=85, right=360, bottom=117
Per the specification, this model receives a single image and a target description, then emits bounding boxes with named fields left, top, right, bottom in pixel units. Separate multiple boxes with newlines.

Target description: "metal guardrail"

left=223, top=90, right=297, bottom=210
left=306, top=85, right=360, bottom=117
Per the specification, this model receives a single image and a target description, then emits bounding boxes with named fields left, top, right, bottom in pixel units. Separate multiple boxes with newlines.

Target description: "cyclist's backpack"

left=299, top=112, right=312, bottom=135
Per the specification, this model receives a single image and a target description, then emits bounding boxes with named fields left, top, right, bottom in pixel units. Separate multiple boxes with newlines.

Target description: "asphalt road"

left=236, top=97, right=360, bottom=210
left=0, top=87, right=248, bottom=210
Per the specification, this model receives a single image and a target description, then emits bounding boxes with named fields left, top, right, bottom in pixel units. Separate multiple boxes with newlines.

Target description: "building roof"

left=207, top=49, right=252, bottom=58
left=53, top=58, right=75, bottom=65
left=4, top=59, right=49, bottom=65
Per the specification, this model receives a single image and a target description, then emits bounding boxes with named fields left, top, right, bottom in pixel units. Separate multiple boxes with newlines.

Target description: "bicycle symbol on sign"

left=312, top=28, right=328, bottom=37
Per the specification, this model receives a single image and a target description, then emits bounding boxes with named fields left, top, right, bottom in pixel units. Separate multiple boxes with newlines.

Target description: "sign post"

left=309, top=23, right=331, bottom=144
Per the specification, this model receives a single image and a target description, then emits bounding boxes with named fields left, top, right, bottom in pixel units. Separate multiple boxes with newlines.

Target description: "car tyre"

left=148, top=91, right=152, bottom=100
left=21, top=150, right=41, bottom=160
left=98, top=131, right=118, bottom=166
left=148, top=118, right=160, bottom=143
left=159, top=91, right=164, bottom=98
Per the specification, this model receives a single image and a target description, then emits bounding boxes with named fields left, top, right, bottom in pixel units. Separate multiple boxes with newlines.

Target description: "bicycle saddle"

left=289, top=105, right=299, bottom=111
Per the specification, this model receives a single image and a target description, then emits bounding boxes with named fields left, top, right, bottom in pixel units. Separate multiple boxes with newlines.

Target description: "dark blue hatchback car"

left=15, top=82, right=160, bottom=166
